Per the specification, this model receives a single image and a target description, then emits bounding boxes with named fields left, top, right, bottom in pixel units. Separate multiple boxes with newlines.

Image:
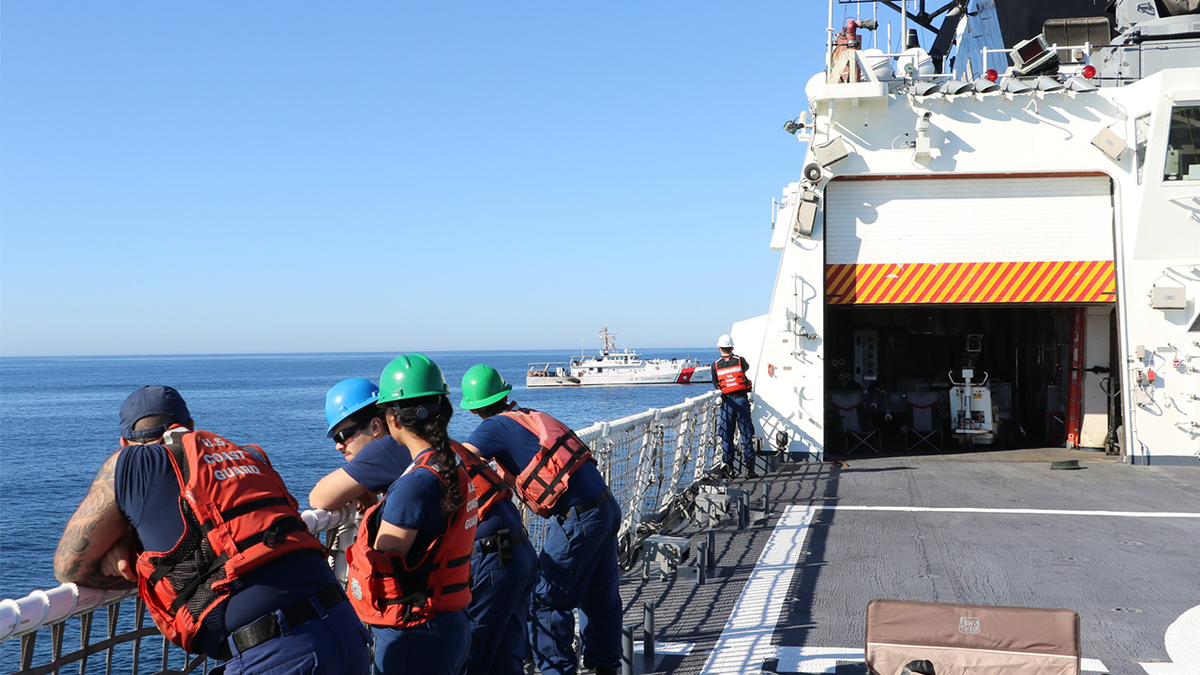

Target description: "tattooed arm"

left=54, top=450, right=138, bottom=590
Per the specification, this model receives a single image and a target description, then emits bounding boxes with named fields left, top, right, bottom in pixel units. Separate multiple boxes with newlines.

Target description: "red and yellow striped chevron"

left=826, top=261, right=1116, bottom=305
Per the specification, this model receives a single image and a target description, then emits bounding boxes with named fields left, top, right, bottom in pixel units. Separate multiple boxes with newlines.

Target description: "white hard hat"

left=717, top=334, right=734, bottom=348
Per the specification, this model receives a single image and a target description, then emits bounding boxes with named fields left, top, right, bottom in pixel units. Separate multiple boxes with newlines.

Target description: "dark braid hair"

left=385, top=395, right=463, bottom=515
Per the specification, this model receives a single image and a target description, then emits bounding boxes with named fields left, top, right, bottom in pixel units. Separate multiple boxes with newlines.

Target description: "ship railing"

left=0, top=390, right=723, bottom=674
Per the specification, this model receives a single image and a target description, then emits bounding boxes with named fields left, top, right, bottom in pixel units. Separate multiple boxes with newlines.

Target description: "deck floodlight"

left=973, top=77, right=1000, bottom=93
left=1003, top=77, right=1034, bottom=94
left=944, top=79, right=974, bottom=95
left=912, top=80, right=944, bottom=96
left=1035, top=76, right=1064, bottom=92
left=1067, top=77, right=1097, bottom=92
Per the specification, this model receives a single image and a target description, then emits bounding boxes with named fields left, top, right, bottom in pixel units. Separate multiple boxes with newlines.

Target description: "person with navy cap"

left=460, top=365, right=622, bottom=675
left=54, top=385, right=371, bottom=675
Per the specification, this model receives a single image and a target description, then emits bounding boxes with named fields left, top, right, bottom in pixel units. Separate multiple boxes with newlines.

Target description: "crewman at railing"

left=344, top=354, right=479, bottom=675
left=309, top=377, right=410, bottom=513
left=53, top=385, right=371, bottom=675
left=460, top=365, right=622, bottom=675
left=311, top=373, right=538, bottom=675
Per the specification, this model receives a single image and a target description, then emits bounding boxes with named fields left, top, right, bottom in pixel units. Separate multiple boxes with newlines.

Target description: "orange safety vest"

left=135, top=427, right=325, bottom=652
left=499, top=406, right=594, bottom=517
left=345, top=449, right=478, bottom=627
left=450, top=441, right=510, bottom=518
left=715, top=355, right=752, bottom=395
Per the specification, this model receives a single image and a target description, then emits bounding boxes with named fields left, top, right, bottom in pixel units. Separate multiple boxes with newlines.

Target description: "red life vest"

left=499, top=406, right=593, bottom=517
left=345, top=448, right=478, bottom=628
left=715, top=355, right=752, bottom=395
left=450, top=441, right=510, bottom=518
left=134, top=426, right=325, bottom=652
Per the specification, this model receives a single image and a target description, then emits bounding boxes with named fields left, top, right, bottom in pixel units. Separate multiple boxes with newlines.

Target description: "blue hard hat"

left=325, top=377, right=379, bottom=437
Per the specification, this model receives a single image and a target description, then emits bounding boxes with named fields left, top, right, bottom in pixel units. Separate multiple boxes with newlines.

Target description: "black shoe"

left=747, top=467, right=759, bottom=478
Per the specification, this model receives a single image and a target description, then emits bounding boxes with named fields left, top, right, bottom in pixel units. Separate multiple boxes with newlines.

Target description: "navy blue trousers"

left=530, top=498, right=622, bottom=675
left=462, top=535, right=538, bottom=675
left=718, top=393, right=754, bottom=464
left=223, top=598, right=371, bottom=675
left=373, top=610, right=470, bottom=675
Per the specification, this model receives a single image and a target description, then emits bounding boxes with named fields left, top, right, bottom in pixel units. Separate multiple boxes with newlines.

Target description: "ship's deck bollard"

left=694, top=539, right=708, bottom=584
left=643, top=601, right=655, bottom=664
left=763, top=484, right=771, bottom=514
left=622, top=624, right=634, bottom=675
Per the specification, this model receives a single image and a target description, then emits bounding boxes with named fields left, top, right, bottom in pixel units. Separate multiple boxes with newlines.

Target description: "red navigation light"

left=985, top=69, right=999, bottom=82
left=1081, top=64, right=1097, bottom=79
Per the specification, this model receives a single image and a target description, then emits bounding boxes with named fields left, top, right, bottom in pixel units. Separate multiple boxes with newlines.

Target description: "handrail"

left=1, top=390, right=723, bottom=674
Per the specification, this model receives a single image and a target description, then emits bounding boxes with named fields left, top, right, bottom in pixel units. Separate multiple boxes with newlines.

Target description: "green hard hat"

left=460, top=364, right=512, bottom=410
left=377, top=353, right=450, bottom=405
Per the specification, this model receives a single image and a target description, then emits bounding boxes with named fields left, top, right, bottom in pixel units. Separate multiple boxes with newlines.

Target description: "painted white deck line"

left=698, top=504, right=817, bottom=674
left=633, top=641, right=693, bottom=656
left=694, top=503, right=1197, bottom=674
left=824, top=505, right=1200, bottom=519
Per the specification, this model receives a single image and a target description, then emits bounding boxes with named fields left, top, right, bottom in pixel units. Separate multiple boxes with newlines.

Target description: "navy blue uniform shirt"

left=343, top=435, right=411, bottom=493
left=379, top=451, right=452, bottom=567
left=347, top=436, right=522, bottom=540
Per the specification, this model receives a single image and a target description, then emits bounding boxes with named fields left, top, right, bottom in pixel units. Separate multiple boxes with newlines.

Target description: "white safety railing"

left=0, top=391, right=723, bottom=675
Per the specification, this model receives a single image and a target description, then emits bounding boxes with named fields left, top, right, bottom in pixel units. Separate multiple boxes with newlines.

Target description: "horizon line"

left=0, top=346, right=717, bottom=360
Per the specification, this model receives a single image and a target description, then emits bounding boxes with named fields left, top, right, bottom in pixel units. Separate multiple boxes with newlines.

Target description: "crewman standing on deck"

left=712, top=334, right=756, bottom=477
left=54, top=385, right=371, bottom=675
left=312, top=374, right=538, bottom=675
left=460, top=365, right=622, bottom=675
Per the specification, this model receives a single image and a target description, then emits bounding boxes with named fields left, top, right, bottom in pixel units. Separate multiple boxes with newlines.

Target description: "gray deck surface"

left=617, top=448, right=1200, bottom=675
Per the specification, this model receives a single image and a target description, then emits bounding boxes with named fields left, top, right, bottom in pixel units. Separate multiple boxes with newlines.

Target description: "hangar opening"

left=820, top=174, right=1119, bottom=456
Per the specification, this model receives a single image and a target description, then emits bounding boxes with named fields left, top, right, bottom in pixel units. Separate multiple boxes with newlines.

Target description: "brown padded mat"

left=866, top=599, right=1081, bottom=675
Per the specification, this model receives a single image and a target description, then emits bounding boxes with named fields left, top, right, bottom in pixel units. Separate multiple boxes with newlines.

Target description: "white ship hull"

left=528, top=360, right=711, bottom=387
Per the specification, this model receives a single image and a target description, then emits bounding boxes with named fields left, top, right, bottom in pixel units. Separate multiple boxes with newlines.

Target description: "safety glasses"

left=333, top=420, right=366, bottom=446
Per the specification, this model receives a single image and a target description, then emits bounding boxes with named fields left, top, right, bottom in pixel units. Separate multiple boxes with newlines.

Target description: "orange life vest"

left=450, top=441, right=510, bottom=518
left=499, top=406, right=593, bottom=517
left=345, top=449, right=478, bottom=627
left=715, top=355, right=752, bottom=395
left=135, top=426, right=325, bottom=652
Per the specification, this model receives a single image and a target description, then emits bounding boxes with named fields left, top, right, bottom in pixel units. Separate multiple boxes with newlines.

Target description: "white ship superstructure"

left=741, top=0, right=1200, bottom=465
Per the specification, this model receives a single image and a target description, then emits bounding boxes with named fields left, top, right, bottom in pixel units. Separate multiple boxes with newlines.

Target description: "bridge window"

left=1164, top=105, right=1200, bottom=182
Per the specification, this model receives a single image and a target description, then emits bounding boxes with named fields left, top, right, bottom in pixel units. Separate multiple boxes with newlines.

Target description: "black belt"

left=474, top=528, right=528, bottom=558
left=555, top=489, right=612, bottom=521
left=218, top=583, right=346, bottom=661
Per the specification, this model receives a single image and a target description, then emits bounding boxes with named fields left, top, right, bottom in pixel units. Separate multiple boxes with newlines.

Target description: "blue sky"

left=1, top=2, right=831, bottom=356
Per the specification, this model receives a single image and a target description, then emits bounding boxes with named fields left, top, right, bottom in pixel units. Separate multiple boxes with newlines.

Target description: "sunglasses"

left=333, top=420, right=367, bottom=445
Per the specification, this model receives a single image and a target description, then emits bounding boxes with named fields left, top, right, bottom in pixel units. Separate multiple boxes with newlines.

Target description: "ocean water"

left=0, top=349, right=714, bottom=601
